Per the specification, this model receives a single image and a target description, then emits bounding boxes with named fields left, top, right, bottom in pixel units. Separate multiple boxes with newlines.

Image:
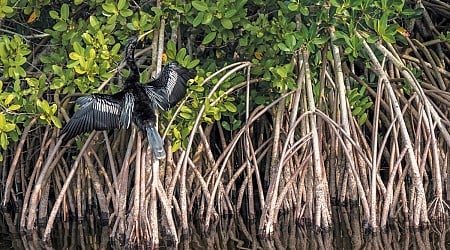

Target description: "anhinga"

left=60, top=36, right=195, bottom=159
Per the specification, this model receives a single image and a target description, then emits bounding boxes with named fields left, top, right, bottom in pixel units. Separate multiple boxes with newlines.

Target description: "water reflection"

left=0, top=208, right=448, bottom=249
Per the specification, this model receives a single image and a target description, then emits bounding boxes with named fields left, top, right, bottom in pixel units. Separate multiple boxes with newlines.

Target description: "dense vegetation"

left=0, top=0, right=448, bottom=247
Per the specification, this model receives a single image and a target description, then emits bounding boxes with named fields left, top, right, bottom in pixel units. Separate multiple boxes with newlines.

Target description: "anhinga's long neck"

left=125, top=36, right=140, bottom=86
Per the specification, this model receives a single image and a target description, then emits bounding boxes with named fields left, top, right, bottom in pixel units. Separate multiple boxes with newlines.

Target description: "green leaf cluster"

left=0, top=0, right=13, bottom=18
left=0, top=35, right=30, bottom=80
left=186, top=0, right=248, bottom=45
left=347, top=85, right=373, bottom=126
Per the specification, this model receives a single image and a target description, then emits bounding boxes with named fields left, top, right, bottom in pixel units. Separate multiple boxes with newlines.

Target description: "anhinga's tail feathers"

left=146, top=126, right=166, bottom=159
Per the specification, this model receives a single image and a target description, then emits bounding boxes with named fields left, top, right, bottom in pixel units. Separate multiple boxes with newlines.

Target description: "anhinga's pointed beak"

left=138, top=29, right=154, bottom=42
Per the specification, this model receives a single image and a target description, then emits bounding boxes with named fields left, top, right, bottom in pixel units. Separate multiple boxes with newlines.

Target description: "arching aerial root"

left=428, top=197, right=449, bottom=221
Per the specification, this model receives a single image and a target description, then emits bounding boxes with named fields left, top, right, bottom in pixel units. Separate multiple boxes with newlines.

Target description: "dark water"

left=0, top=208, right=449, bottom=249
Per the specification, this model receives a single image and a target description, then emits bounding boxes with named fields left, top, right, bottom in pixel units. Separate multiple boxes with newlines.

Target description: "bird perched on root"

left=60, top=36, right=195, bottom=159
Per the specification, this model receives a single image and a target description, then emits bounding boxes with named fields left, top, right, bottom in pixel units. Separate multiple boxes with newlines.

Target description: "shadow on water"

left=0, top=207, right=449, bottom=249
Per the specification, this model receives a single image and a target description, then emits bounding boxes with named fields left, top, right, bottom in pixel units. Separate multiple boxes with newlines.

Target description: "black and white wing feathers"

left=144, top=62, right=195, bottom=111
left=61, top=92, right=134, bottom=142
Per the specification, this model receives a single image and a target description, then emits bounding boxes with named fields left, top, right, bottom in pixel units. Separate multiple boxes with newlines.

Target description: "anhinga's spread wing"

left=61, top=92, right=134, bottom=142
left=144, top=62, right=195, bottom=111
